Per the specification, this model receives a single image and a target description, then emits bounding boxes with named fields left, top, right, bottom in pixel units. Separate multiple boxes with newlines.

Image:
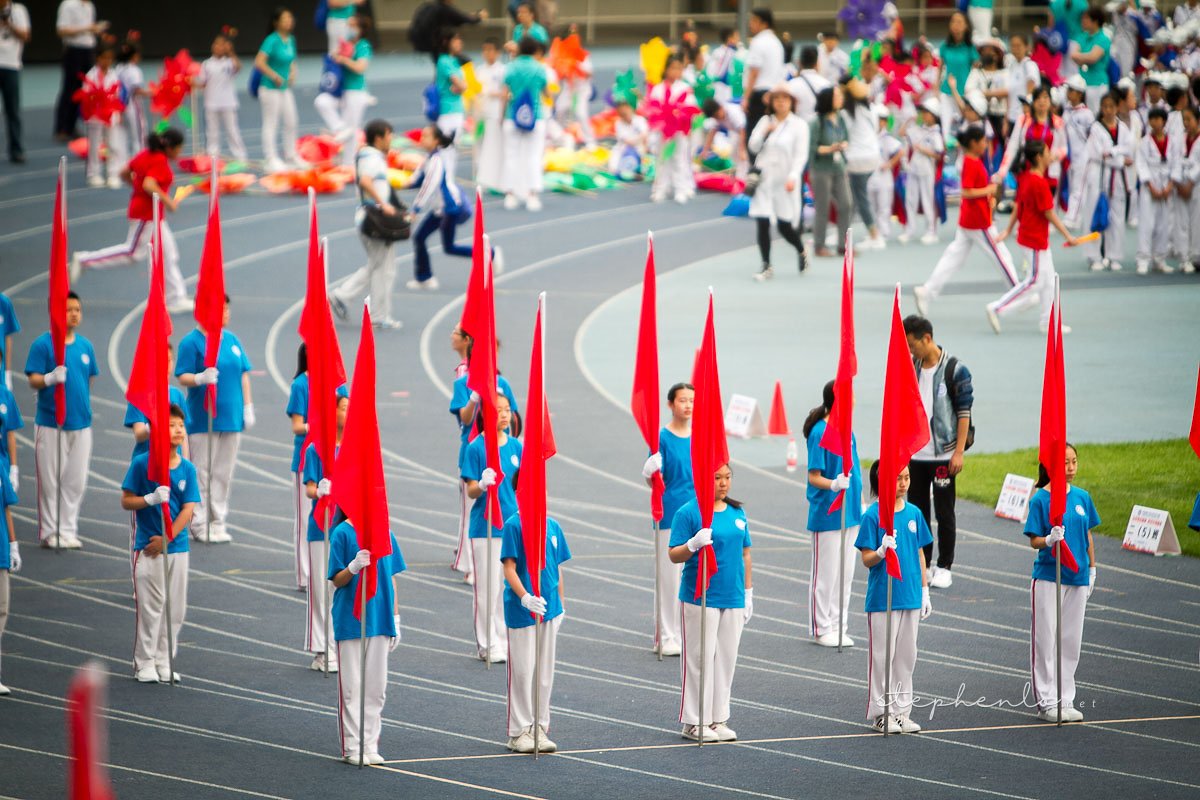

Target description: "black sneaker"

left=798, top=247, right=808, bottom=273
left=10, top=154, right=25, bottom=165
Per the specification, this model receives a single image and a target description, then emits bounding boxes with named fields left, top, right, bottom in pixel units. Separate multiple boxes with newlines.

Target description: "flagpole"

left=55, top=428, right=63, bottom=552
left=698, top=557, right=707, bottom=748
left=162, top=547, right=175, bottom=686
left=653, top=518, right=663, bottom=661
left=884, top=574, right=893, bottom=737
left=533, top=613, right=542, bottom=759
left=323, top=505, right=333, bottom=678
left=54, top=155, right=66, bottom=554
left=837, top=503, right=846, bottom=654
left=532, top=291, right=548, bottom=759
left=205, top=409, right=213, bottom=544
left=358, top=567, right=367, bottom=768
left=1055, top=547, right=1062, bottom=727
left=485, top=499, right=493, bottom=671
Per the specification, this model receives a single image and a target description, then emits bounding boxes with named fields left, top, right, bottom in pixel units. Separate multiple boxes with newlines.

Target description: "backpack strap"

left=943, top=356, right=959, bottom=405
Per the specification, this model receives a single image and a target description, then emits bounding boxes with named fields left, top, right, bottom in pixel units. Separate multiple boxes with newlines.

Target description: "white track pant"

left=76, top=218, right=188, bottom=307
left=314, top=90, right=372, bottom=166
left=259, top=88, right=299, bottom=165
left=1064, top=158, right=1088, bottom=227
left=967, top=6, right=993, bottom=40
left=921, top=225, right=1018, bottom=299
left=451, top=481, right=472, bottom=574
left=0, top=571, right=8, bottom=681
left=1137, top=187, right=1171, bottom=261
left=1079, top=172, right=1128, bottom=263
left=124, top=101, right=146, bottom=166
left=654, top=527, right=682, bottom=650
left=868, top=172, right=894, bottom=238
left=679, top=603, right=744, bottom=726
left=809, top=527, right=858, bottom=638
left=293, top=473, right=308, bottom=589
left=333, top=234, right=396, bottom=324
left=471, top=537, right=506, bottom=658
left=475, top=116, right=505, bottom=191
left=993, top=246, right=1056, bottom=327
left=502, top=120, right=545, bottom=199
left=187, top=431, right=239, bottom=540
left=866, top=607, right=919, bottom=720
left=306, top=540, right=335, bottom=656
left=86, top=119, right=126, bottom=181
left=652, top=132, right=695, bottom=201
left=1172, top=192, right=1200, bottom=263
left=903, top=172, right=937, bottom=238
left=337, top=636, right=388, bottom=758
left=132, top=550, right=188, bottom=673
left=34, top=425, right=91, bottom=545
left=1030, top=579, right=1087, bottom=710
left=205, top=107, right=247, bottom=160
left=506, top=616, right=561, bottom=737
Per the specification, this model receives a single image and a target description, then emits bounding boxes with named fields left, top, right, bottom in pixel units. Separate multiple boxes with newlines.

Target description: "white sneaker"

left=87, top=175, right=105, bottom=188
left=167, top=299, right=195, bottom=315
left=710, top=722, right=737, bottom=742
left=491, top=246, right=505, bottom=275
left=1182, top=261, right=1197, bottom=273
left=912, top=285, right=930, bottom=316
left=157, top=669, right=181, bottom=684
left=487, top=647, right=507, bottom=664
left=526, top=195, right=542, bottom=212
left=867, top=235, right=887, bottom=250
left=897, top=233, right=911, bottom=244
left=1037, top=706, right=1083, bottom=722
left=673, top=193, right=689, bottom=204
left=503, top=193, right=520, bottom=210
left=343, top=754, right=368, bottom=766
left=873, top=715, right=903, bottom=734
left=1136, top=259, right=1150, bottom=274
left=837, top=633, right=855, bottom=647
left=365, top=752, right=385, bottom=765
left=535, top=725, right=557, bottom=752
left=753, top=265, right=774, bottom=282
left=207, top=530, right=233, bottom=543
left=107, top=176, right=122, bottom=190
left=919, top=232, right=939, bottom=245
left=508, top=729, right=536, bottom=753
left=814, top=632, right=842, bottom=647
left=1154, top=260, right=1176, bottom=274
left=681, top=724, right=719, bottom=742
left=135, top=665, right=161, bottom=683
left=985, top=303, right=1002, bottom=334
left=69, top=252, right=83, bottom=283
left=1088, top=260, right=1104, bottom=272
left=310, top=653, right=339, bottom=672
left=372, top=317, right=403, bottom=330
left=0, top=682, right=10, bottom=696
left=898, top=715, right=922, bottom=733
left=406, top=277, right=440, bottom=291
left=659, top=640, right=681, bottom=657
left=462, top=571, right=474, bottom=585
left=1108, top=260, right=1123, bottom=272
left=929, top=568, right=953, bottom=589
left=61, top=537, right=82, bottom=549
left=265, top=158, right=288, bottom=174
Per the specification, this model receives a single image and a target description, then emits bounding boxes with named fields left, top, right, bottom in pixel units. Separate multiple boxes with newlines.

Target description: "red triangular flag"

left=1190, top=363, right=1200, bottom=461
left=193, top=167, right=225, bottom=414
left=689, top=290, right=728, bottom=599
left=878, top=286, right=931, bottom=581
left=821, top=236, right=857, bottom=513
left=48, top=158, right=70, bottom=427
left=1038, top=295, right=1079, bottom=572
left=297, top=191, right=347, bottom=528
left=331, top=303, right=393, bottom=617
left=767, top=380, right=791, bottom=436
left=125, top=202, right=176, bottom=538
left=630, top=233, right=665, bottom=522
left=517, top=294, right=557, bottom=616
left=66, top=661, right=116, bottom=800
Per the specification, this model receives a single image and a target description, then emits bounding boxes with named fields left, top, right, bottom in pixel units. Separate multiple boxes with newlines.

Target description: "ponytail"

left=146, top=128, right=184, bottom=153
left=801, top=379, right=837, bottom=439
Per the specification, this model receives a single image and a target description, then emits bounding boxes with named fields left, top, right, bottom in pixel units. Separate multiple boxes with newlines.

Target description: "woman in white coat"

left=749, top=87, right=809, bottom=281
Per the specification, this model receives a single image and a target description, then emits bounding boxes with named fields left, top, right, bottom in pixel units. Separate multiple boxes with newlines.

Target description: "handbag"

left=357, top=152, right=412, bottom=241
left=318, top=55, right=344, bottom=98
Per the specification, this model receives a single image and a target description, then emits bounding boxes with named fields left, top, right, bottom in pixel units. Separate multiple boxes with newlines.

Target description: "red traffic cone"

left=768, top=380, right=791, bottom=436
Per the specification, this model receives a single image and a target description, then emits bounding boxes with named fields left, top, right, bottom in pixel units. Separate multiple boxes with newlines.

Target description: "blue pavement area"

left=0, top=66, right=1198, bottom=800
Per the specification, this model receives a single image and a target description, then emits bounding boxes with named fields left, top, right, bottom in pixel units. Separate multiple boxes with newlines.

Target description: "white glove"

left=1088, top=567, right=1097, bottom=598
left=389, top=613, right=401, bottom=652
left=875, top=533, right=897, bottom=560
left=8, top=465, right=17, bottom=493
left=469, top=390, right=480, bottom=405
left=921, top=586, right=933, bottom=620
left=641, top=452, right=663, bottom=480
left=143, top=485, right=170, bottom=506
left=829, top=473, right=851, bottom=492
left=43, top=365, right=67, bottom=386
left=686, top=527, right=713, bottom=553
left=1045, top=526, right=1065, bottom=548
left=521, top=592, right=548, bottom=616
left=347, top=549, right=371, bottom=575
left=478, top=467, right=497, bottom=489
left=316, top=478, right=332, bottom=498
left=194, top=367, right=219, bottom=386
left=8, top=541, right=20, bottom=573
left=743, top=587, right=754, bottom=623
left=242, top=403, right=256, bottom=429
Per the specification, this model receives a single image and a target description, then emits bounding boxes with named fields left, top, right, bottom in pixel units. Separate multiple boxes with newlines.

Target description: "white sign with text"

left=994, top=473, right=1036, bottom=523
left=1122, top=505, right=1182, bottom=556
left=724, top=394, right=767, bottom=439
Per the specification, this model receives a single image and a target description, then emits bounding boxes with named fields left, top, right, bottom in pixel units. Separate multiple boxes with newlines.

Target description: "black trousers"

left=755, top=217, right=804, bottom=265
left=0, top=68, right=21, bottom=159
left=744, top=89, right=769, bottom=165
left=54, top=46, right=94, bottom=138
left=907, top=458, right=957, bottom=570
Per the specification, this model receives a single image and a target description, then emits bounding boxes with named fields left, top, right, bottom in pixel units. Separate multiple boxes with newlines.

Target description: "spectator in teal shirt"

left=1072, top=7, right=1112, bottom=112
left=506, top=2, right=548, bottom=55
left=255, top=7, right=300, bottom=172
left=938, top=11, right=978, bottom=137
left=314, top=12, right=374, bottom=166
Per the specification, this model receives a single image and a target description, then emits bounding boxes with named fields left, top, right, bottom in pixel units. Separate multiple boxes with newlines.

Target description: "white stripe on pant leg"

left=78, top=220, right=149, bottom=270
left=981, top=225, right=1019, bottom=286
left=994, top=247, right=1041, bottom=315
left=470, top=537, right=505, bottom=657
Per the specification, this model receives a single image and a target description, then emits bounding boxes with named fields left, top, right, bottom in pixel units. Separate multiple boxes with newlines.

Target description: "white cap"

left=1065, top=74, right=1087, bottom=94
left=921, top=97, right=941, bottom=118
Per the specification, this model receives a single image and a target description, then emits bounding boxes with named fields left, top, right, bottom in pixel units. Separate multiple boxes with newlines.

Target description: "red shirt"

left=958, top=155, right=991, bottom=229
left=126, top=150, right=174, bottom=222
left=1016, top=171, right=1053, bottom=251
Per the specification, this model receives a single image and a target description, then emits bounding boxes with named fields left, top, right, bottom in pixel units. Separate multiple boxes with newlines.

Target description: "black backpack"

left=408, top=2, right=440, bottom=53
left=943, top=356, right=975, bottom=451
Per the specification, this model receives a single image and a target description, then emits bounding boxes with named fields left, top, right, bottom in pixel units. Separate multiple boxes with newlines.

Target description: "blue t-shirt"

left=123, top=385, right=188, bottom=458
left=1024, top=485, right=1100, bottom=586
left=659, top=428, right=695, bottom=529
left=328, top=523, right=407, bottom=641
left=285, top=373, right=349, bottom=472
left=176, top=328, right=253, bottom=434
left=122, top=453, right=200, bottom=554
left=301, top=443, right=340, bottom=543
left=462, top=433, right=522, bottom=538
left=25, top=332, right=99, bottom=430
left=500, top=514, right=572, bottom=629
left=436, top=53, right=465, bottom=116
left=669, top=500, right=752, bottom=608
left=1190, top=491, right=1200, bottom=533
left=0, top=383, right=24, bottom=464
left=449, top=373, right=520, bottom=468
left=855, top=501, right=934, bottom=612
left=0, top=293, right=19, bottom=371
left=805, top=419, right=864, bottom=532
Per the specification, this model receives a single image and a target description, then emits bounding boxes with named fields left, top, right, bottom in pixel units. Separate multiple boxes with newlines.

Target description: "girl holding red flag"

left=121, top=405, right=199, bottom=684
left=803, top=380, right=863, bottom=648
left=1025, top=443, right=1098, bottom=723
left=301, top=394, right=348, bottom=672
left=641, top=381, right=694, bottom=657
left=856, top=461, right=932, bottom=734
left=668, top=463, right=752, bottom=743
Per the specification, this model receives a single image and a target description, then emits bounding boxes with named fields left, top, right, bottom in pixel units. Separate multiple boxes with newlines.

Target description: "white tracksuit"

left=132, top=550, right=188, bottom=674
left=1062, top=103, right=1095, bottom=227
left=506, top=616, right=561, bottom=737
left=314, top=90, right=373, bottom=166
left=648, top=80, right=697, bottom=202
left=903, top=123, right=943, bottom=238
left=1171, top=133, right=1200, bottom=264
left=1030, top=579, right=1087, bottom=709
left=1079, top=120, right=1133, bottom=264
left=654, top=528, right=682, bottom=651
left=306, top=539, right=334, bottom=658
left=187, top=431, right=239, bottom=540
left=1136, top=133, right=1176, bottom=262
left=809, top=527, right=858, bottom=638
left=679, top=603, right=745, bottom=727
left=992, top=244, right=1058, bottom=328
left=337, top=636, right=388, bottom=758
left=866, top=608, right=920, bottom=720
left=76, top=217, right=189, bottom=309
left=34, top=426, right=92, bottom=545
left=868, top=133, right=902, bottom=238
left=473, top=61, right=507, bottom=192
